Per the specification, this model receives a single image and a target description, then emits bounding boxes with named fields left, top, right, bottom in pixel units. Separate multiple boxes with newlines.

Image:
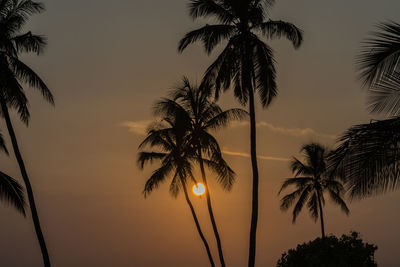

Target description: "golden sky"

left=0, top=0, right=399, bottom=266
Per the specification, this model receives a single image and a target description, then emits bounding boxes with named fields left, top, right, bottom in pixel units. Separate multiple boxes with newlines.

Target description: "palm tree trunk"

left=198, top=150, right=226, bottom=267
left=181, top=178, right=216, bottom=267
left=316, top=191, right=326, bottom=239
left=248, top=84, right=259, bottom=267
left=0, top=96, right=51, bottom=267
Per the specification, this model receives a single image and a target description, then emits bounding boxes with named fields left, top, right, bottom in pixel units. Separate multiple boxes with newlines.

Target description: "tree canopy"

left=276, top=232, right=378, bottom=267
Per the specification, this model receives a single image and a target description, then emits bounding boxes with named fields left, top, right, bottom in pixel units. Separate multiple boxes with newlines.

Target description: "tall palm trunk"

left=198, top=149, right=226, bottom=267
left=248, top=84, right=259, bottom=267
left=181, top=178, right=216, bottom=267
left=0, top=95, right=51, bottom=267
left=316, top=190, right=326, bottom=239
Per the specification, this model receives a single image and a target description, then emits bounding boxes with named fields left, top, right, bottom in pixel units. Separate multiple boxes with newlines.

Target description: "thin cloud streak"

left=123, top=120, right=336, bottom=140
left=222, top=150, right=290, bottom=162
left=121, top=120, right=152, bottom=135
left=231, top=121, right=336, bottom=140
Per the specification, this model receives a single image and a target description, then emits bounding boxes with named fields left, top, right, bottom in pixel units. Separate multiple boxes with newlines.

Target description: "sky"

left=0, top=0, right=399, bottom=266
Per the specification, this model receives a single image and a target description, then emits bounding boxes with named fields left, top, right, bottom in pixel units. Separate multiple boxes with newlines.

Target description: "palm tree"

left=178, top=2, right=303, bottom=265
left=138, top=116, right=233, bottom=267
left=154, top=77, right=246, bottom=267
left=0, top=1, right=52, bottom=266
left=330, top=22, right=400, bottom=199
left=0, top=132, right=25, bottom=215
left=279, top=143, right=349, bottom=239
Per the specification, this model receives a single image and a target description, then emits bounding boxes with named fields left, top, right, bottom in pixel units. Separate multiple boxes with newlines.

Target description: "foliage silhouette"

left=330, top=21, right=400, bottom=199
left=0, top=1, right=52, bottom=266
left=179, top=1, right=303, bottom=265
left=138, top=115, right=225, bottom=267
left=0, top=132, right=25, bottom=215
left=279, top=143, right=349, bottom=239
left=357, top=21, right=400, bottom=87
left=154, top=77, right=247, bottom=267
left=276, top=232, right=378, bottom=267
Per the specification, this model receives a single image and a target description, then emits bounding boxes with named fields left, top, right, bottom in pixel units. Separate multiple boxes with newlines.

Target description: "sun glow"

left=193, top=183, right=206, bottom=196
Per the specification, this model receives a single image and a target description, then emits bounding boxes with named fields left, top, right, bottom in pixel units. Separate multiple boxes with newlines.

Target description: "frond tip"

left=0, top=171, right=26, bottom=215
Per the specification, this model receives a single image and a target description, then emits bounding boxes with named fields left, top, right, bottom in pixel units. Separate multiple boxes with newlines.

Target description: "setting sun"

left=193, top=183, right=206, bottom=196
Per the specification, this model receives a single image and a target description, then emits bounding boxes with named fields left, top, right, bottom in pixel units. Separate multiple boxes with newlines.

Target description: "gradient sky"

left=0, top=0, right=399, bottom=266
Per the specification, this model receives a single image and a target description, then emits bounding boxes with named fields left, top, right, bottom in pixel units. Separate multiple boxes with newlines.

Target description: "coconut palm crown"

left=138, top=115, right=234, bottom=267
left=279, top=143, right=349, bottom=238
left=0, top=1, right=53, bottom=266
left=154, top=77, right=246, bottom=267
left=179, top=1, right=303, bottom=265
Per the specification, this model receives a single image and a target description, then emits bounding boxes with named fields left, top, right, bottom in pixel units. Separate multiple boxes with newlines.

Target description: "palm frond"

left=153, top=98, right=190, bottom=123
left=0, top=64, right=30, bottom=124
left=204, top=108, right=248, bottom=129
left=257, top=20, right=303, bottom=49
left=143, top=163, right=173, bottom=198
left=138, top=127, right=174, bottom=151
left=278, top=177, right=313, bottom=195
left=14, top=0, right=44, bottom=17
left=290, top=157, right=312, bottom=177
left=329, top=117, right=400, bottom=198
left=178, top=24, right=236, bottom=54
left=252, top=37, right=277, bottom=107
left=0, top=171, right=25, bottom=215
left=202, top=35, right=242, bottom=102
left=368, top=71, right=400, bottom=116
left=328, top=188, right=350, bottom=215
left=292, top=185, right=312, bottom=223
left=188, top=0, right=234, bottom=24
left=202, top=157, right=235, bottom=190
left=169, top=171, right=181, bottom=198
left=0, top=132, right=8, bottom=154
left=8, top=56, right=53, bottom=104
left=279, top=186, right=304, bottom=211
left=11, top=31, right=46, bottom=55
left=357, top=21, right=400, bottom=87
left=307, top=192, right=319, bottom=221
left=137, top=152, right=167, bottom=169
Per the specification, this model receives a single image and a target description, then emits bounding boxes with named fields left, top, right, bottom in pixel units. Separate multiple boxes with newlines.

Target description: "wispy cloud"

left=121, top=120, right=152, bottom=136
left=231, top=121, right=336, bottom=140
left=222, top=150, right=290, bottom=162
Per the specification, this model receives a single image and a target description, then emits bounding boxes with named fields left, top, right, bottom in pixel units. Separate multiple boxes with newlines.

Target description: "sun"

left=193, top=183, right=206, bottom=196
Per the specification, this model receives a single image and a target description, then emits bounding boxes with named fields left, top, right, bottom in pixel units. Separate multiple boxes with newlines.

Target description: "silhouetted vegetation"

left=179, top=1, right=303, bottom=265
left=276, top=232, right=378, bottom=267
left=138, top=115, right=217, bottom=266
left=0, top=1, right=52, bottom=266
left=330, top=21, right=400, bottom=199
left=0, top=133, right=25, bottom=215
left=279, top=143, right=349, bottom=239
left=154, top=77, right=247, bottom=267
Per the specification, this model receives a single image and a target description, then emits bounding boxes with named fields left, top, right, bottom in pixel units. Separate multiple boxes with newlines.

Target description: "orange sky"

left=0, top=0, right=399, bottom=266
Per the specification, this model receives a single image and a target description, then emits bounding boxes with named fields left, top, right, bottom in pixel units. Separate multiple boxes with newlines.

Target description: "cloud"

left=231, top=121, right=336, bottom=140
left=222, top=150, right=290, bottom=162
left=121, top=120, right=152, bottom=135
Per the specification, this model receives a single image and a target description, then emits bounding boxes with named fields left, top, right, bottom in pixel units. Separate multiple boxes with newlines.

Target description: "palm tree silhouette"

left=154, top=77, right=246, bottom=267
left=0, top=132, right=25, bottom=215
left=279, top=143, right=349, bottom=239
left=138, top=115, right=233, bottom=267
left=178, top=1, right=303, bottom=265
left=0, top=1, right=52, bottom=266
left=330, top=22, right=400, bottom=199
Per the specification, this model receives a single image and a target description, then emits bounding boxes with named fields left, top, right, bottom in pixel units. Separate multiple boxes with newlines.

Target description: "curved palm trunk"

left=0, top=96, right=51, bottom=267
left=248, top=85, right=259, bottom=267
left=198, top=150, right=226, bottom=267
left=182, top=179, right=216, bottom=267
left=316, top=191, right=326, bottom=239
